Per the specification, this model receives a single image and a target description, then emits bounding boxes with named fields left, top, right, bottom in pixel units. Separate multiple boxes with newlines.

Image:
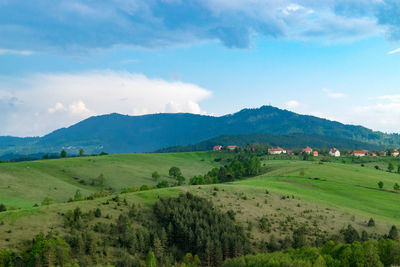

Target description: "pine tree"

left=389, top=225, right=399, bottom=240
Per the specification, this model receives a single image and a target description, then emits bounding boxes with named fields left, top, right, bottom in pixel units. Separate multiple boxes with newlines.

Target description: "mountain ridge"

left=0, top=105, right=399, bottom=157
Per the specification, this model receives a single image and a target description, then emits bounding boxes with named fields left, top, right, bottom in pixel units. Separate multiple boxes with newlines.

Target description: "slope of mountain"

left=157, top=133, right=384, bottom=152
left=0, top=105, right=399, bottom=156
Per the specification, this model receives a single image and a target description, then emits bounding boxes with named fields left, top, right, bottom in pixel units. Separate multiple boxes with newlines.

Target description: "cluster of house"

left=213, top=144, right=400, bottom=157
left=267, top=146, right=336, bottom=157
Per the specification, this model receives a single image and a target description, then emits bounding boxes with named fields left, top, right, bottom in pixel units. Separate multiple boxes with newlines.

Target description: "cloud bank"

left=0, top=0, right=397, bottom=51
left=0, top=72, right=211, bottom=136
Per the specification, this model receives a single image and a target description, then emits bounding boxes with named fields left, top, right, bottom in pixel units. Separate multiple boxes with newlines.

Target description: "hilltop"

left=1, top=105, right=399, bottom=158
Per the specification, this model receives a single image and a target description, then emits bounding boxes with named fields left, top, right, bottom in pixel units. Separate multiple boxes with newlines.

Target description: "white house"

left=268, top=146, right=287, bottom=155
left=329, top=148, right=340, bottom=157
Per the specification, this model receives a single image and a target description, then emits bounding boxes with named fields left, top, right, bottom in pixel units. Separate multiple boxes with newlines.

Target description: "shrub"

left=368, top=218, right=375, bottom=227
left=0, top=204, right=6, bottom=212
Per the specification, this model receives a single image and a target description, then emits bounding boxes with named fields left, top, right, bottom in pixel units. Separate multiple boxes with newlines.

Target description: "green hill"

left=2, top=153, right=400, bottom=265
left=1, top=106, right=399, bottom=158
left=158, top=133, right=383, bottom=152
left=0, top=152, right=222, bottom=209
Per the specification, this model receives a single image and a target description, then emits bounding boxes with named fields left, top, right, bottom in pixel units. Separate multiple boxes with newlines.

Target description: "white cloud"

left=0, top=71, right=212, bottom=136
left=284, top=100, right=300, bottom=109
left=378, top=94, right=400, bottom=102
left=322, top=88, right=346, bottom=99
left=48, top=102, right=66, bottom=114
left=387, top=48, right=400, bottom=55
left=0, top=48, right=33, bottom=56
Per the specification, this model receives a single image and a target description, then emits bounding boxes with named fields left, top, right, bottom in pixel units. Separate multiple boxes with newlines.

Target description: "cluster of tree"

left=190, top=156, right=263, bottom=185
left=0, top=193, right=249, bottom=266
left=223, top=237, right=400, bottom=267
left=154, top=193, right=251, bottom=266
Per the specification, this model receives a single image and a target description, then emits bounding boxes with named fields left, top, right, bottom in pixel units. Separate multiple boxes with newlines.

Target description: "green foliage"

left=154, top=192, right=251, bottom=266
left=190, top=155, right=263, bottom=185
left=79, top=148, right=84, bottom=157
left=73, top=189, right=83, bottom=201
left=389, top=162, right=394, bottom=172
left=169, top=166, right=182, bottom=178
left=60, top=149, right=67, bottom=158
left=389, top=225, right=399, bottom=240
left=378, top=181, right=384, bottom=189
left=368, top=218, right=375, bottom=227
left=41, top=196, right=53, bottom=206
left=223, top=240, right=391, bottom=267
left=156, top=180, right=169, bottom=188
left=0, top=203, right=6, bottom=212
left=145, top=251, right=157, bottom=267
left=394, top=183, right=400, bottom=191
left=151, top=171, right=160, bottom=181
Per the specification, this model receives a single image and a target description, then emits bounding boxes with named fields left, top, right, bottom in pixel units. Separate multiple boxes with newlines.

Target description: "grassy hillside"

left=2, top=154, right=400, bottom=265
left=234, top=159, right=400, bottom=223
left=0, top=152, right=222, bottom=209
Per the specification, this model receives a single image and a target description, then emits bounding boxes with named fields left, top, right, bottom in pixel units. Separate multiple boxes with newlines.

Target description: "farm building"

left=302, top=146, right=313, bottom=154
left=213, top=145, right=223, bottom=151
left=268, top=146, right=287, bottom=155
left=227, top=145, right=237, bottom=151
left=329, top=148, right=340, bottom=157
left=351, top=150, right=368, bottom=157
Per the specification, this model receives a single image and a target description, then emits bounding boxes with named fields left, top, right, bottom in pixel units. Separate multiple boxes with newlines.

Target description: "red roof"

left=302, top=146, right=313, bottom=152
left=352, top=150, right=368, bottom=155
left=330, top=148, right=338, bottom=153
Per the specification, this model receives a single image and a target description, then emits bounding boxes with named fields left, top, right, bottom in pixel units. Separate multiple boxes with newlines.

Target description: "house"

left=351, top=150, right=368, bottom=157
left=313, top=151, right=319, bottom=156
left=379, top=150, right=387, bottom=156
left=268, top=146, right=287, bottom=155
left=302, top=146, right=313, bottom=154
left=392, top=150, right=399, bottom=157
left=329, top=148, right=341, bottom=157
left=287, top=150, right=294, bottom=155
left=213, top=145, right=223, bottom=151
left=227, top=145, right=237, bottom=151
left=370, top=152, right=377, bottom=157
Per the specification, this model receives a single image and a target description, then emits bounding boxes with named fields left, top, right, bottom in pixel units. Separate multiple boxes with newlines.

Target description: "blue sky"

left=1, top=0, right=400, bottom=136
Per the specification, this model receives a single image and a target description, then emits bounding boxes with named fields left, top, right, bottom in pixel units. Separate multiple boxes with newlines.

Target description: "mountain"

left=157, top=133, right=384, bottom=153
left=1, top=105, right=399, bottom=157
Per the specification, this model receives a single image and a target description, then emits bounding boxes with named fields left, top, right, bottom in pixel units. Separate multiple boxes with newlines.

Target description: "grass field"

left=234, top=159, right=400, bottom=223
left=1, top=154, right=400, bottom=253
left=0, top=152, right=222, bottom=208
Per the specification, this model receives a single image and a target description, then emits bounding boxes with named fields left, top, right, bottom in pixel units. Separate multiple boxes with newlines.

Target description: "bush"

left=0, top=204, right=6, bottom=212
left=368, top=218, right=375, bottom=227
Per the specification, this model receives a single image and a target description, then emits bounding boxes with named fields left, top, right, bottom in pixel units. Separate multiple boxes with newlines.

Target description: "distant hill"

left=157, top=133, right=384, bottom=152
left=1, top=105, right=399, bottom=157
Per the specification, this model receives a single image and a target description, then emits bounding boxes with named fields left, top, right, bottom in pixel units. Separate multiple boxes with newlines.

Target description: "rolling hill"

left=158, top=133, right=384, bottom=152
left=0, top=152, right=222, bottom=209
left=1, top=105, right=399, bottom=157
left=1, top=153, right=400, bottom=265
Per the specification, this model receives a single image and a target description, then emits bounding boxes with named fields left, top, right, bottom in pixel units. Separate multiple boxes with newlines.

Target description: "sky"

left=1, top=0, right=400, bottom=136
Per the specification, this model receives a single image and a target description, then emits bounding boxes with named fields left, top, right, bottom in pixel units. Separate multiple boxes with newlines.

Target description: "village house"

left=351, top=150, right=368, bottom=157
left=213, top=145, right=223, bottom=151
left=379, top=150, right=387, bottom=156
left=227, top=145, right=237, bottom=151
left=370, top=152, right=377, bottom=157
left=392, top=150, right=399, bottom=157
left=329, top=148, right=341, bottom=157
left=313, top=151, right=319, bottom=156
left=302, top=146, right=313, bottom=154
left=268, top=146, right=287, bottom=155
left=287, top=149, right=294, bottom=155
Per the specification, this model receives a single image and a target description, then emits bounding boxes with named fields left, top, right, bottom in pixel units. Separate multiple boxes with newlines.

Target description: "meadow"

left=1, top=153, right=400, bottom=265
left=0, top=152, right=222, bottom=208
